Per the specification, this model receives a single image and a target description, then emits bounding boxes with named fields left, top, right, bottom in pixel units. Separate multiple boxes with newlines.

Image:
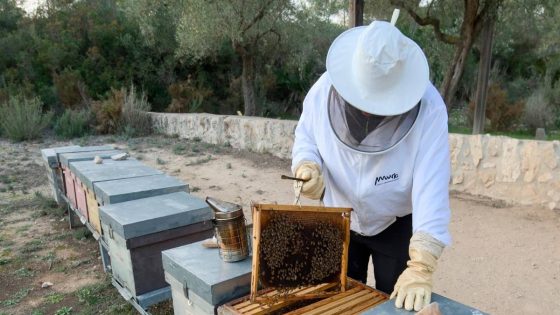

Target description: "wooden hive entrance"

left=250, top=203, right=352, bottom=303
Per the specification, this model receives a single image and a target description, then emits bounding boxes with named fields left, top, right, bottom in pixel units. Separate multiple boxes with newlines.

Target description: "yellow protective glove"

left=390, top=232, right=444, bottom=312
left=293, top=161, right=324, bottom=200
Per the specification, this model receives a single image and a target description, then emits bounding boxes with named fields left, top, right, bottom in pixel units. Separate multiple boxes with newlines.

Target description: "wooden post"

left=349, top=0, right=364, bottom=27
left=472, top=19, right=495, bottom=134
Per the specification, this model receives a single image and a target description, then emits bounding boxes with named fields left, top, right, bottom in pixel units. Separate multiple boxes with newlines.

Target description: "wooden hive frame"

left=250, top=203, right=352, bottom=303
left=221, top=278, right=388, bottom=315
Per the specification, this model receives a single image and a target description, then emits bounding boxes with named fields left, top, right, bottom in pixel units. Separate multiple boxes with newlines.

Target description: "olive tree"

left=390, top=0, right=502, bottom=109
left=175, top=0, right=293, bottom=116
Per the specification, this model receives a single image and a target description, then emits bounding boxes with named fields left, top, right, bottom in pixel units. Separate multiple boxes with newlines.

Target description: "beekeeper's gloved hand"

left=390, top=231, right=445, bottom=312
left=293, top=161, right=324, bottom=200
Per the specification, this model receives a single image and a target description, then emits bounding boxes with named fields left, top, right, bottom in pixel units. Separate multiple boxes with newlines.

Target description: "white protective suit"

left=291, top=73, right=451, bottom=245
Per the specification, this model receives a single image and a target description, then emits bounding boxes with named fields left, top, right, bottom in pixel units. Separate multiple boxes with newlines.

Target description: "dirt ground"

left=1, top=134, right=559, bottom=315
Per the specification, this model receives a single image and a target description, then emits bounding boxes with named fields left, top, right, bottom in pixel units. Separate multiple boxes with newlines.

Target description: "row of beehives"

left=40, top=145, right=216, bottom=313
left=40, top=145, right=419, bottom=315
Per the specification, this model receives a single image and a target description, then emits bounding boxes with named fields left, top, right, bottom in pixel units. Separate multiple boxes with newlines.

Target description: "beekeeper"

left=291, top=20, right=451, bottom=312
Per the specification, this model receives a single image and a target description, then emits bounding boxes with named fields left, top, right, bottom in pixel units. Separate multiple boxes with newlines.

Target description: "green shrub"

left=54, top=109, right=92, bottom=139
left=469, top=84, right=524, bottom=132
left=166, top=80, right=212, bottom=113
left=0, top=95, right=53, bottom=141
left=92, top=88, right=124, bottom=134
left=92, top=86, right=152, bottom=137
left=121, top=85, right=152, bottom=137
left=53, top=69, right=89, bottom=109
left=522, top=88, right=556, bottom=132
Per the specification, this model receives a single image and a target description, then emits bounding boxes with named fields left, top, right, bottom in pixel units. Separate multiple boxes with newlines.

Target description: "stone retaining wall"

left=150, top=112, right=560, bottom=209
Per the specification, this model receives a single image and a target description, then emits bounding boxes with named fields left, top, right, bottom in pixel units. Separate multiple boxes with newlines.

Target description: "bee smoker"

left=205, top=197, right=250, bottom=262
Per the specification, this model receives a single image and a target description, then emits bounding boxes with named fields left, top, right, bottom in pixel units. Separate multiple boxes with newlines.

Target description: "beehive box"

left=69, top=159, right=162, bottom=235
left=251, top=204, right=352, bottom=303
left=40, top=145, right=113, bottom=206
left=219, top=278, right=387, bottom=315
left=162, top=240, right=253, bottom=315
left=71, top=172, right=89, bottom=221
left=93, top=174, right=188, bottom=205
left=60, top=151, right=126, bottom=221
left=87, top=174, right=188, bottom=237
left=99, top=192, right=214, bottom=298
left=41, top=146, right=80, bottom=205
left=62, top=166, right=78, bottom=210
left=58, top=150, right=123, bottom=169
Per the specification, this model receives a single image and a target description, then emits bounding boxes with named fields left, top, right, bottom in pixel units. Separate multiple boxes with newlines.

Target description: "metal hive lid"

left=162, top=240, right=252, bottom=305
left=59, top=150, right=123, bottom=168
left=99, top=192, right=212, bottom=239
left=205, top=197, right=244, bottom=220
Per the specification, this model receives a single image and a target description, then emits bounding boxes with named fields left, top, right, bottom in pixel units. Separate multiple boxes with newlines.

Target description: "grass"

left=45, top=293, right=65, bottom=304
left=0, top=175, right=12, bottom=184
left=71, top=278, right=135, bottom=314
left=21, top=239, right=43, bottom=254
left=14, top=267, right=35, bottom=277
left=1, top=288, right=31, bottom=306
left=448, top=125, right=471, bottom=134
left=172, top=143, right=187, bottom=155
left=32, top=191, right=66, bottom=218
left=42, top=251, right=56, bottom=262
left=185, top=155, right=213, bottom=166
left=51, top=230, right=73, bottom=241
left=76, top=282, right=108, bottom=306
left=73, top=227, right=92, bottom=240
left=54, top=307, right=72, bottom=315
left=15, top=224, right=32, bottom=233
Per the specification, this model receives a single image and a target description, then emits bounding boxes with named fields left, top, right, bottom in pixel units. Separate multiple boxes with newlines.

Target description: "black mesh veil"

left=328, top=86, right=420, bottom=154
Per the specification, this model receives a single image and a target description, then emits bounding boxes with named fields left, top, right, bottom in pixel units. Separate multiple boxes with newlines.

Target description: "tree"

left=175, top=0, right=293, bottom=116
left=390, top=0, right=502, bottom=109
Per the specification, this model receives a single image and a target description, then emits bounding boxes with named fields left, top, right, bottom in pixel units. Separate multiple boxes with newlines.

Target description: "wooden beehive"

left=220, top=278, right=388, bottom=315
left=250, top=203, right=352, bottom=303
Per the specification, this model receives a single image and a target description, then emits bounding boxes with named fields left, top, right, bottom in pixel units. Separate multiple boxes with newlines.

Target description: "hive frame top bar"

left=254, top=203, right=352, bottom=214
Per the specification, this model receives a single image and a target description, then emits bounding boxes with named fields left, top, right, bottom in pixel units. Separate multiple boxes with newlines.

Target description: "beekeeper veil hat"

left=326, top=20, right=429, bottom=153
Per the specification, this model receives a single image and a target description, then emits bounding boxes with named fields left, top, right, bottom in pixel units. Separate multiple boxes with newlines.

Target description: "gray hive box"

left=69, top=159, right=161, bottom=191
left=93, top=174, right=188, bottom=205
left=162, top=240, right=253, bottom=315
left=59, top=150, right=123, bottom=168
left=40, top=145, right=114, bottom=205
left=99, top=192, right=213, bottom=299
left=41, top=145, right=81, bottom=168
left=41, top=146, right=81, bottom=205
left=361, top=293, right=487, bottom=315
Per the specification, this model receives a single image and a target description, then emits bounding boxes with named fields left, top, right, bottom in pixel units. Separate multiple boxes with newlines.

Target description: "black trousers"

left=347, top=214, right=412, bottom=294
